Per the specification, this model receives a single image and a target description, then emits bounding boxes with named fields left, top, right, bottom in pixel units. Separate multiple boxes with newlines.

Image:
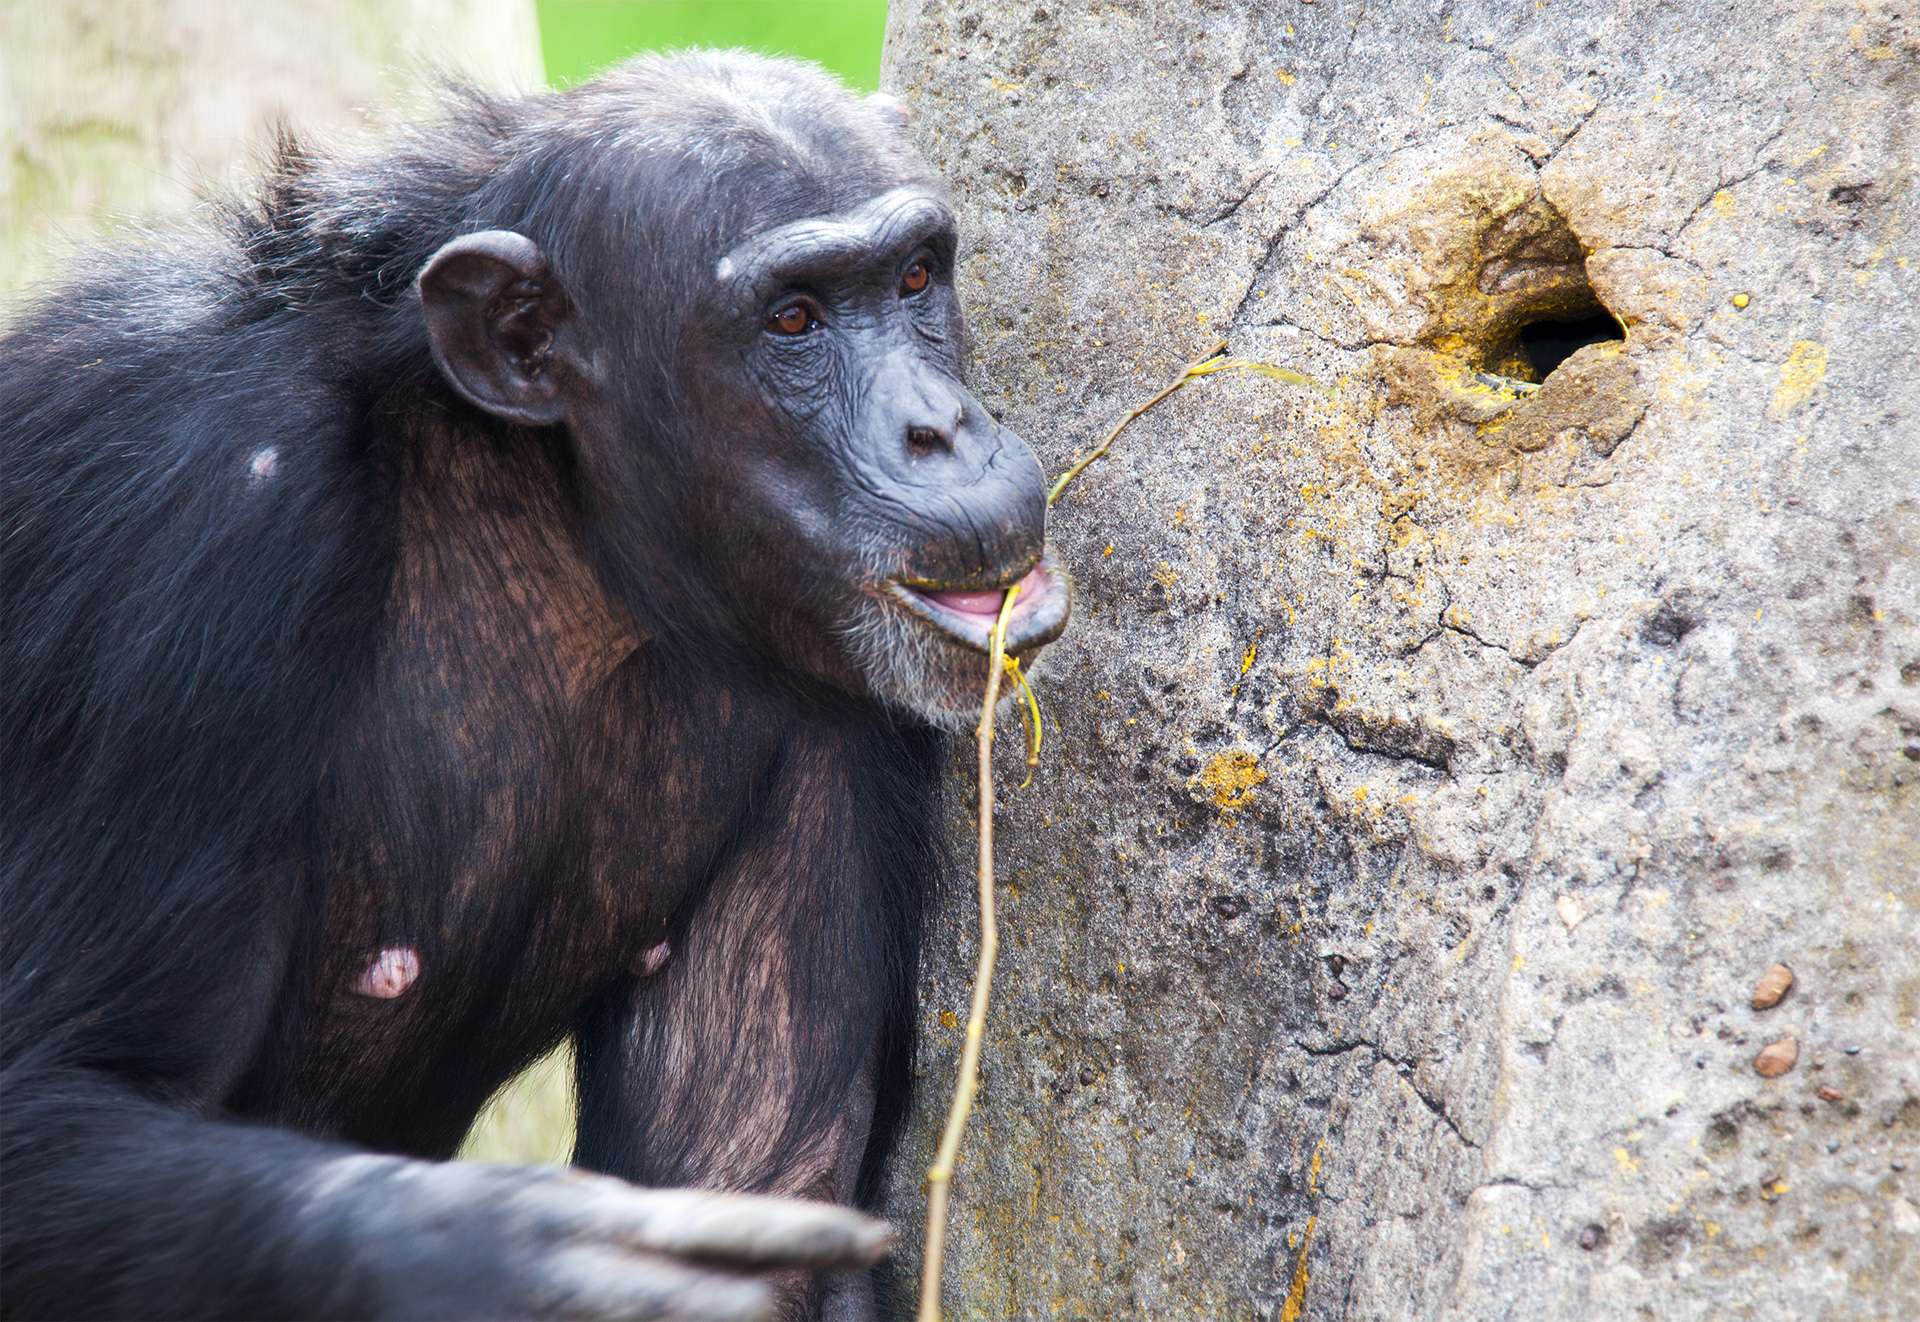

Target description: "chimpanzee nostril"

left=905, top=424, right=951, bottom=456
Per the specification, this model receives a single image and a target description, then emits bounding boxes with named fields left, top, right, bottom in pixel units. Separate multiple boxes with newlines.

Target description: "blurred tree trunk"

left=0, top=0, right=563, bottom=1165
left=0, top=0, right=542, bottom=313
left=883, top=2, right=1918, bottom=1318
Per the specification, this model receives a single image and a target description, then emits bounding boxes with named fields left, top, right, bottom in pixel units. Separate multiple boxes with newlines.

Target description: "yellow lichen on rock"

left=1771, top=340, right=1829, bottom=417
left=1197, top=749, right=1268, bottom=815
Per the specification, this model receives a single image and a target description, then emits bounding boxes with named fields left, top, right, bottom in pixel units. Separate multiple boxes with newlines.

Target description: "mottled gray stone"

left=881, top=3, right=1919, bottom=1318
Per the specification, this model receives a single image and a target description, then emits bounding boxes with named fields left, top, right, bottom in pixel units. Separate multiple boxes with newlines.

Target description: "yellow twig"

left=1047, top=341, right=1334, bottom=506
left=1184, top=355, right=1335, bottom=397
left=1003, top=655, right=1042, bottom=787
left=917, top=584, right=1020, bottom=1322
left=1047, top=340, right=1229, bottom=506
left=919, top=338, right=1327, bottom=1319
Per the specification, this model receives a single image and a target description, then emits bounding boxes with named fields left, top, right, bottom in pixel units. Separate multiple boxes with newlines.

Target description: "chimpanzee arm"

left=1, top=743, right=889, bottom=1322
left=573, top=726, right=941, bottom=1319
left=0, top=1063, right=891, bottom=1321
left=0, top=836, right=889, bottom=1321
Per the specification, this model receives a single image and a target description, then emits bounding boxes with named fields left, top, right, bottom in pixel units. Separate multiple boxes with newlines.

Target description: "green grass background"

left=460, top=0, right=888, bottom=1167
left=538, top=0, right=890, bottom=89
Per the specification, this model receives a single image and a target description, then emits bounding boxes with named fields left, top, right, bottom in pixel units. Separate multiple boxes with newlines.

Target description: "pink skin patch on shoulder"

left=635, top=941, right=671, bottom=977
left=354, top=947, right=420, bottom=999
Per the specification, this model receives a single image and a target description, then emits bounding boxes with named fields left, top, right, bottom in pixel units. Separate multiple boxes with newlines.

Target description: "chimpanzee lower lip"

left=887, top=559, right=1071, bottom=656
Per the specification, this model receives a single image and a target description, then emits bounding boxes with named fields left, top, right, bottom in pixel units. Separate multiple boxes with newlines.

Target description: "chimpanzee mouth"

left=887, top=556, right=1071, bottom=656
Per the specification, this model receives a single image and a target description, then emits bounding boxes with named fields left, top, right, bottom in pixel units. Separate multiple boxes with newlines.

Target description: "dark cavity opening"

left=1517, top=309, right=1624, bottom=381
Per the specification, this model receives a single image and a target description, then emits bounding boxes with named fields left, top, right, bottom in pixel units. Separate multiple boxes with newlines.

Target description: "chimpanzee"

left=0, top=49, right=1069, bottom=1321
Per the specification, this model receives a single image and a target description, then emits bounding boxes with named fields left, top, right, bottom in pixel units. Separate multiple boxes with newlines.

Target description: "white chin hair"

left=836, top=599, right=1020, bottom=731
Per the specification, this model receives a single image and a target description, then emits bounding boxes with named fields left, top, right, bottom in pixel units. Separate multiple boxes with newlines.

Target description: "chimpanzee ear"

left=416, top=230, right=579, bottom=427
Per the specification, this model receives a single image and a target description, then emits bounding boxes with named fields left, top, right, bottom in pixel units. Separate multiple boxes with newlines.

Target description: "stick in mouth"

left=890, top=559, right=1070, bottom=655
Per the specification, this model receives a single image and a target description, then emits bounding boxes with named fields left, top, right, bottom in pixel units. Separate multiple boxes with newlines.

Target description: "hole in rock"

left=1516, top=308, right=1624, bottom=382
left=1428, top=195, right=1630, bottom=390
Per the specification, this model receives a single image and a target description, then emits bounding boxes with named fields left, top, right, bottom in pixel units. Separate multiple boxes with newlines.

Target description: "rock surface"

left=881, top=3, right=1918, bottom=1317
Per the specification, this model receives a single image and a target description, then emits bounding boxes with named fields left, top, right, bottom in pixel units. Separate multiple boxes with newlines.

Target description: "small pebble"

left=1731, top=292, right=1751, bottom=308
left=1578, top=1223, right=1605, bottom=1251
left=1750, top=963, right=1794, bottom=1010
left=1753, top=1036, right=1799, bottom=1077
left=1844, top=1044, right=1861, bottom=1055
left=1555, top=893, right=1586, bottom=930
left=1818, top=1085, right=1844, bottom=1102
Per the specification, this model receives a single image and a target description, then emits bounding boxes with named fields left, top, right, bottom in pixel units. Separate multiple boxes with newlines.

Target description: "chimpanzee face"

left=674, top=184, right=1070, bottom=725
left=416, top=193, right=1068, bottom=729
left=412, top=61, right=1071, bottom=729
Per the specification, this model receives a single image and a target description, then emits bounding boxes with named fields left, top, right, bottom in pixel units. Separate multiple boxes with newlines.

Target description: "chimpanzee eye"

left=900, top=260, right=931, bottom=296
left=768, top=303, right=818, bottom=336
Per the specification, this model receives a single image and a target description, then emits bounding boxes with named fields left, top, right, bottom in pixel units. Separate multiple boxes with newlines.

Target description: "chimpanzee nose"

left=895, top=393, right=1037, bottom=500
left=904, top=408, right=959, bottom=456
left=870, top=362, right=1050, bottom=578
left=896, top=408, right=1050, bottom=585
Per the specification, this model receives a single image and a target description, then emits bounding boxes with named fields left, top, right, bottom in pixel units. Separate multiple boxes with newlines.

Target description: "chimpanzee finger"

left=530, top=1244, right=773, bottom=1321
left=528, top=1178, right=894, bottom=1269
left=611, top=1188, right=894, bottom=1268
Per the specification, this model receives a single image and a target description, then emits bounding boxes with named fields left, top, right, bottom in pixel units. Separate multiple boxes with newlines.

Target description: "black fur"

left=0, top=52, right=1039, bottom=1321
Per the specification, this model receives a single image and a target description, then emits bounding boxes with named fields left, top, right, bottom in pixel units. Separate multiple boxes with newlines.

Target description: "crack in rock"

left=1299, top=1037, right=1481, bottom=1149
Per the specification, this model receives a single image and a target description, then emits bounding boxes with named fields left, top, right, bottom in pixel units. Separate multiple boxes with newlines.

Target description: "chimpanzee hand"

left=304, top=1156, right=892, bottom=1320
